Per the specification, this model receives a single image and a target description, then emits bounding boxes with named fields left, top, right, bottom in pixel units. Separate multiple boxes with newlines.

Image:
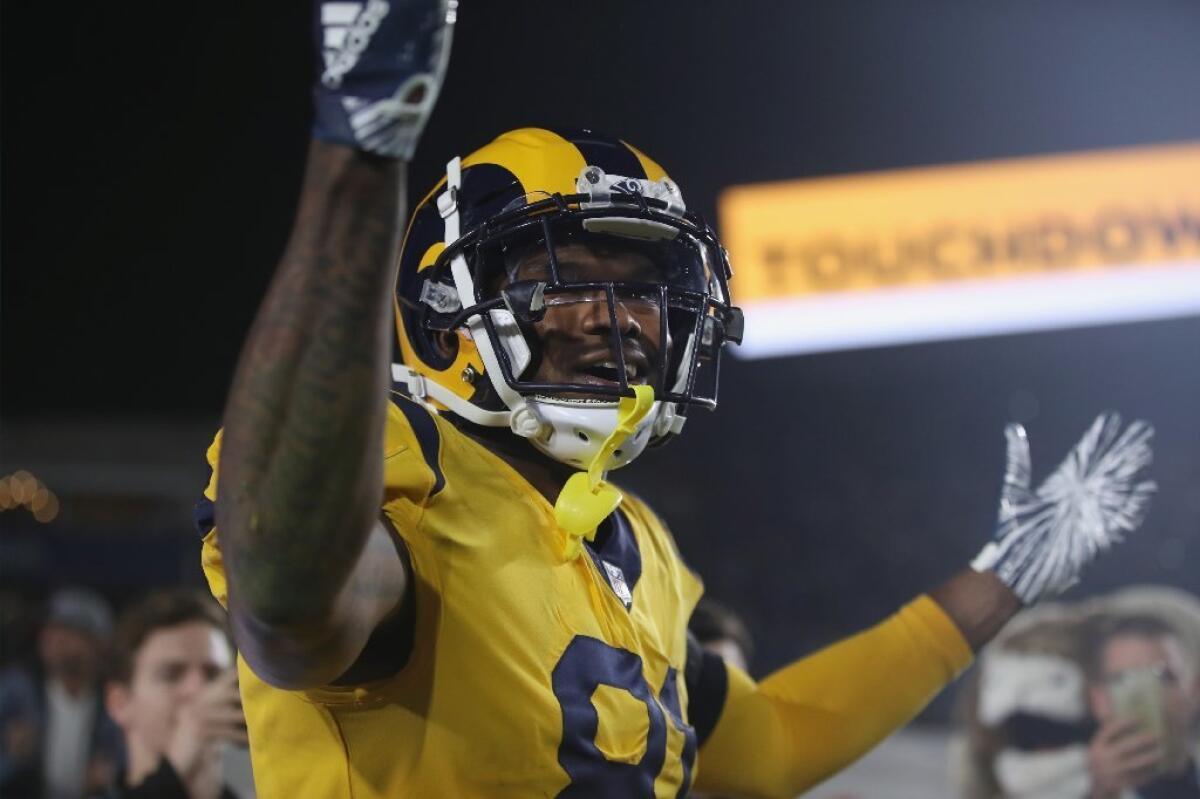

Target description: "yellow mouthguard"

left=554, top=385, right=655, bottom=561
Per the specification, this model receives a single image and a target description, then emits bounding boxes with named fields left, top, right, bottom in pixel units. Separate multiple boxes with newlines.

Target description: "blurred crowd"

left=957, top=586, right=1200, bottom=799
left=692, top=588, right=1200, bottom=799
left=1, top=588, right=249, bottom=799
left=1, top=584, right=1196, bottom=799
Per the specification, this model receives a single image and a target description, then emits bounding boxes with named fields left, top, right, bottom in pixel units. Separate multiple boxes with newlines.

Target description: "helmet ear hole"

left=432, top=330, right=460, bottom=360
left=575, top=429, right=590, bottom=442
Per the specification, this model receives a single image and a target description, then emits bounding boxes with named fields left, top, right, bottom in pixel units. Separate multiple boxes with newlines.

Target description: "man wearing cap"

left=0, top=587, right=124, bottom=798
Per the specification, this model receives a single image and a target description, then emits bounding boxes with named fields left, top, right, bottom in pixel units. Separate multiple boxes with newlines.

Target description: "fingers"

left=1110, top=417, right=1154, bottom=462
left=201, top=668, right=243, bottom=706
left=1111, top=730, right=1161, bottom=759
left=1096, top=417, right=1154, bottom=481
left=183, top=668, right=247, bottom=743
left=202, top=706, right=248, bottom=728
left=998, top=423, right=1033, bottom=525
left=214, top=666, right=239, bottom=685
left=210, top=666, right=240, bottom=692
left=215, top=679, right=243, bottom=706
left=204, top=717, right=250, bottom=746
left=1002, top=423, right=1032, bottom=489
left=1086, top=414, right=1156, bottom=538
left=1082, top=412, right=1119, bottom=458
left=1097, top=717, right=1140, bottom=739
left=1094, top=721, right=1165, bottom=783
left=312, top=0, right=456, bottom=159
left=197, top=699, right=249, bottom=747
left=1071, top=413, right=1155, bottom=481
left=196, top=693, right=247, bottom=736
left=1114, top=745, right=1163, bottom=786
left=1098, top=718, right=1154, bottom=741
left=1092, top=740, right=1162, bottom=793
left=218, top=727, right=251, bottom=747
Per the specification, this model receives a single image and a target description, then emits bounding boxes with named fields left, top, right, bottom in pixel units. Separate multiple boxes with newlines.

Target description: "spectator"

left=101, top=591, right=246, bottom=799
left=958, top=603, right=1096, bottom=798
left=0, top=587, right=123, bottom=798
left=689, top=599, right=755, bottom=673
left=1085, top=607, right=1200, bottom=799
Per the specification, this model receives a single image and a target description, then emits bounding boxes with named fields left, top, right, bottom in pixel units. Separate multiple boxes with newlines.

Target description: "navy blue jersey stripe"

left=684, top=634, right=729, bottom=748
left=658, top=666, right=697, bottom=798
left=391, top=395, right=446, bottom=496
left=194, top=459, right=216, bottom=538
left=552, top=128, right=647, bottom=181
left=194, top=494, right=216, bottom=538
left=585, top=508, right=643, bottom=609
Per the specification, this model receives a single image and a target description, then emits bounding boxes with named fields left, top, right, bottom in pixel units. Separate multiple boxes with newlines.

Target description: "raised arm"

left=214, top=1, right=453, bottom=689
left=692, top=414, right=1155, bottom=798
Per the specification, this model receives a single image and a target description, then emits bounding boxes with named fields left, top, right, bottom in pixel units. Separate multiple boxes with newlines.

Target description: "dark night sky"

left=3, top=2, right=1199, bottom=676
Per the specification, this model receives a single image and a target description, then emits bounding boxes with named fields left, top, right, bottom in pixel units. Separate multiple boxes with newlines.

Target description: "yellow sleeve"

left=198, top=431, right=228, bottom=607
left=693, top=595, right=973, bottom=799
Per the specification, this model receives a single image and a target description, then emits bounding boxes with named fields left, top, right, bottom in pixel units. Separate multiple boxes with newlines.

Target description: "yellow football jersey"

left=198, top=395, right=703, bottom=797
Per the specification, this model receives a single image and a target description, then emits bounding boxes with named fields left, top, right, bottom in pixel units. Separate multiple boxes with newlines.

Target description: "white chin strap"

left=394, top=156, right=688, bottom=470
left=525, top=397, right=682, bottom=470
left=390, top=364, right=681, bottom=471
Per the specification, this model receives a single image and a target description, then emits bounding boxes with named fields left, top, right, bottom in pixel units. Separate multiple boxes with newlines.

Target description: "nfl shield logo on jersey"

left=602, top=560, right=633, bottom=608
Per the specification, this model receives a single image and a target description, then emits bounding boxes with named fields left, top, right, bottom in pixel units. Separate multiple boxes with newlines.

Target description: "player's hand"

left=971, top=413, right=1155, bottom=604
left=165, top=668, right=249, bottom=782
left=1087, top=719, right=1163, bottom=798
left=312, top=0, right=457, bottom=159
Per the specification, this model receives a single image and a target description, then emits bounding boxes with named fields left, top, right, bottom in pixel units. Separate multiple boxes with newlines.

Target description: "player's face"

left=508, top=241, right=670, bottom=393
left=108, top=622, right=233, bottom=751
left=1093, top=633, right=1199, bottom=746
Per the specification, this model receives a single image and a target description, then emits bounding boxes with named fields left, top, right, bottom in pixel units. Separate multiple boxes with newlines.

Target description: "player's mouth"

left=573, top=351, right=651, bottom=388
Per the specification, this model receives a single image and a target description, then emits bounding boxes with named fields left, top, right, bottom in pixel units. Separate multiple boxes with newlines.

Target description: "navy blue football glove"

left=312, top=0, right=456, bottom=159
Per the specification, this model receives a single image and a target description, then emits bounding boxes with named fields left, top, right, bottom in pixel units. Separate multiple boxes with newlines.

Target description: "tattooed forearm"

left=216, top=140, right=405, bottom=627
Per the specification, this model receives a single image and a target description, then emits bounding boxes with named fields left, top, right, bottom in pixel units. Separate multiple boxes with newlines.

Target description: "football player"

left=194, top=2, right=1157, bottom=796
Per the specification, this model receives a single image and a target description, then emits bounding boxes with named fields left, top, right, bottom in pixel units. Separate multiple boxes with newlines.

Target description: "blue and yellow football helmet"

left=392, top=127, right=743, bottom=468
